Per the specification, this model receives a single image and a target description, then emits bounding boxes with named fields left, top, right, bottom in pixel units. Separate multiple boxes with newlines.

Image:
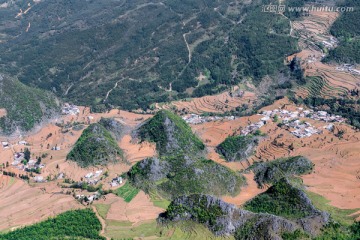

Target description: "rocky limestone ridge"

left=160, top=193, right=329, bottom=239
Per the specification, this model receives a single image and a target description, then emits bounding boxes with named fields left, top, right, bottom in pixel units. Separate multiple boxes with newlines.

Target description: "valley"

left=0, top=0, right=360, bottom=239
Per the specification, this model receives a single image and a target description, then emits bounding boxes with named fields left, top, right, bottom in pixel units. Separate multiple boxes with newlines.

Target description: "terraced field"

left=156, top=88, right=256, bottom=114
left=290, top=11, right=360, bottom=99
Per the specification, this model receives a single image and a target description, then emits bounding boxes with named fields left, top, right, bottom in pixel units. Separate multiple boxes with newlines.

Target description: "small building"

left=34, top=176, right=44, bottom=182
left=85, top=172, right=94, bottom=178
left=18, top=141, right=28, bottom=145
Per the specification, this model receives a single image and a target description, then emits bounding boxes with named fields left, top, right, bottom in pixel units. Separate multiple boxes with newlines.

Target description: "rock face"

left=99, top=117, right=124, bottom=140
left=67, top=123, right=123, bottom=167
left=216, top=135, right=258, bottom=162
left=251, top=156, right=314, bottom=188
left=161, top=193, right=329, bottom=239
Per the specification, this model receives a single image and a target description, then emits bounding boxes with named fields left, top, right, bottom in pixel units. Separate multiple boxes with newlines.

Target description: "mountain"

left=137, top=110, right=205, bottom=156
left=67, top=123, right=123, bottom=167
left=0, top=73, right=59, bottom=133
left=0, top=0, right=297, bottom=111
left=128, top=110, right=244, bottom=198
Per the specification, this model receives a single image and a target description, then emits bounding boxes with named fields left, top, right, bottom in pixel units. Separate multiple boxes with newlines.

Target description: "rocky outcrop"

left=128, top=155, right=245, bottom=198
left=216, top=135, right=259, bottom=162
left=252, top=156, right=314, bottom=188
left=161, top=193, right=329, bottom=239
left=99, top=117, right=124, bottom=140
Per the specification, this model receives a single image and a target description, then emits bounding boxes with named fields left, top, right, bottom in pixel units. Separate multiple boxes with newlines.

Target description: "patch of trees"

left=0, top=209, right=104, bottom=240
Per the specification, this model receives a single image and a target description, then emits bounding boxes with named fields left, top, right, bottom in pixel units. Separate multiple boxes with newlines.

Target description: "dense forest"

left=0, top=209, right=104, bottom=240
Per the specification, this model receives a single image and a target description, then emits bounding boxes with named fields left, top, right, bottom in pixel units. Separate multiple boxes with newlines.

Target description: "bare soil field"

left=0, top=109, right=6, bottom=118
left=221, top=173, right=267, bottom=207
left=0, top=108, right=156, bottom=230
left=105, top=191, right=163, bottom=223
left=119, top=134, right=157, bottom=164
left=0, top=175, right=82, bottom=232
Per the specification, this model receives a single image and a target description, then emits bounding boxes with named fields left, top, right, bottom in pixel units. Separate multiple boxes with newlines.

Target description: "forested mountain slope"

left=0, top=73, right=59, bottom=133
left=0, top=0, right=297, bottom=111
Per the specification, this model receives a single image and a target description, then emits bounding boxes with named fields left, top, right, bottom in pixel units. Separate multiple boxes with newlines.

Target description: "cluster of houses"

left=61, top=103, right=80, bottom=115
left=286, top=120, right=322, bottom=138
left=241, top=121, right=266, bottom=136
left=84, top=170, right=103, bottom=185
left=182, top=114, right=236, bottom=125
left=1, top=141, right=9, bottom=148
left=322, top=36, right=338, bottom=50
left=75, top=192, right=101, bottom=204
left=261, top=108, right=345, bottom=124
left=12, top=151, right=45, bottom=170
left=1, top=140, right=28, bottom=149
left=336, top=64, right=360, bottom=76
left=239, top=108, right=346, bottom=138
left=260, top=108, right=346, bottom=138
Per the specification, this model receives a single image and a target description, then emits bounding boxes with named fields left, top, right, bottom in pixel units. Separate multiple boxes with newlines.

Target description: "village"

left=182, top=114, right=236, bottom=125
left=61, top=103, right=80, bottom=115
left=182, top=107, right=346, bottom=139
left=336, top=64, right=360, bottom=76
left=244, top=107, right=346, bottom=138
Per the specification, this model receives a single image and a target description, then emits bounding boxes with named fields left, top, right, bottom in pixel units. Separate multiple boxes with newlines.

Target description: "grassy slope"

left=105, top=219, right=232, bottom=240
left=67, top=123, right=123, bottom=167
left=306, top=191, right=360, bottom=226
left=94, top=204, right=111, bottom=220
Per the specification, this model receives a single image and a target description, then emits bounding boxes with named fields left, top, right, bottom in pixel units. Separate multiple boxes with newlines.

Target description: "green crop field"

left=115, top=182, right=140, bottom=203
